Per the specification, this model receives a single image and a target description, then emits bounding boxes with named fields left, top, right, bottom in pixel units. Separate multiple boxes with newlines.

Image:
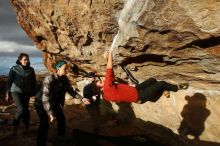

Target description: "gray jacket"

left=35, top=74, right=83, bottom=115
left=6, top=65, right=36, bottom=96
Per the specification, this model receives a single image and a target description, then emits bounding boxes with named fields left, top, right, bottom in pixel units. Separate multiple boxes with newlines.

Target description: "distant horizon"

left=0, top=56, right=46, bottom=75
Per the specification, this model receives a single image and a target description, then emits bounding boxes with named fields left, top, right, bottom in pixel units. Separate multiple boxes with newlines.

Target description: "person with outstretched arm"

left=34, top=60, right=90, bottom=146
left=83, top=72, right=101, bottom=132
left=96, top=51, right=189, bottom=103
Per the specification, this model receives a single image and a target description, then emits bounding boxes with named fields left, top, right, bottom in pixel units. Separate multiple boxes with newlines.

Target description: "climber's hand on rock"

left=103, top=51, right=109, bottom=60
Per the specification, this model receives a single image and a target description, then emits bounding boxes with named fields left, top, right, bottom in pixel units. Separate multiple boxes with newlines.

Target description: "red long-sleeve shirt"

left=103, top=68, right=139, bottom=103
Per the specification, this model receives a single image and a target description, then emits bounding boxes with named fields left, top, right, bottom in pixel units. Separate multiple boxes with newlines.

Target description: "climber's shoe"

left=178, top=83, right=189, bottom=90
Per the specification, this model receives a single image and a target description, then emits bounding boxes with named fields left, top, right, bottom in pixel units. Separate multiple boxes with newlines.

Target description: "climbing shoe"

left=178, top=83, right=189, bottom=90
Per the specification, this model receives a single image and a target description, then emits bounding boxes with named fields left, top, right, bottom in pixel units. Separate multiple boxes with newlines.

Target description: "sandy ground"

left=0, top=97, right=145, bottom=146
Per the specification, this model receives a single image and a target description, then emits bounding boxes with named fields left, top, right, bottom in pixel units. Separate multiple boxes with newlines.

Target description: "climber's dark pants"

left=136, top=78, right=179, bottom=103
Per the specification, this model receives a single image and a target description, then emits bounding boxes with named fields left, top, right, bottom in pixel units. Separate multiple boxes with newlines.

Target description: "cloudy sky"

left=0, top=0, right=41, bottom=57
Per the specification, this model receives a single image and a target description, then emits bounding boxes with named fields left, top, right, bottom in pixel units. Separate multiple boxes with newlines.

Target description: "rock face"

left=11, top=0, right=220, bottom=143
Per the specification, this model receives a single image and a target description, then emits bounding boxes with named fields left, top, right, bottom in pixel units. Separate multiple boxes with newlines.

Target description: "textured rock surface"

left=11, top=0, right=220, bottom=143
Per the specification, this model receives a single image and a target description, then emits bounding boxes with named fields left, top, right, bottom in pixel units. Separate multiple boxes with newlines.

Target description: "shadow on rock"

left=72, top=128, right=167, bottom=146
left=178, top=93, right=210, bottom=140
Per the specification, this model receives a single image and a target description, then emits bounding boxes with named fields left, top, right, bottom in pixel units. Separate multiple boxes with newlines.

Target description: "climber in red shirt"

left=96, top=51, right=189, bottom=103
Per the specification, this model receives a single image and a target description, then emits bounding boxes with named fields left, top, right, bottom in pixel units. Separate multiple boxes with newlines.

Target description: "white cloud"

left=0, top=1, right=37, bottom=56
left=0, top=40, right=42, bottom=57
left=0, top=40, right=39, bottom=53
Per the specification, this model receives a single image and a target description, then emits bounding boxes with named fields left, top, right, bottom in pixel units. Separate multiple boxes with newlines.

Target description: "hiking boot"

left=178, top=83, right=189, bottom=90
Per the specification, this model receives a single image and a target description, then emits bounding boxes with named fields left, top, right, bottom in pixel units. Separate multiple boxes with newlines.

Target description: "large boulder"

left=11, top=0, right=220, bottom=143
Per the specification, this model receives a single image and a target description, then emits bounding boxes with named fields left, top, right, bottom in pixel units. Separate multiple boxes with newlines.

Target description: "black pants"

left=136, top=78, right=178, bottom=103
left=35, top=104, right=66, bottom=146
left=86, top=104, right=100, bottom=131
left=11, top=92, right=30, bottom=127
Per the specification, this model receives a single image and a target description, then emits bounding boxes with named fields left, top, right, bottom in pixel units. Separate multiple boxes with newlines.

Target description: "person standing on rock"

left=83, top=72, right=101, bottom=133
left=5, top=53, right=36, bottom=134
left=34, top=60, right=90, bottom=146
left=95, top=51, right=189, bottom=104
